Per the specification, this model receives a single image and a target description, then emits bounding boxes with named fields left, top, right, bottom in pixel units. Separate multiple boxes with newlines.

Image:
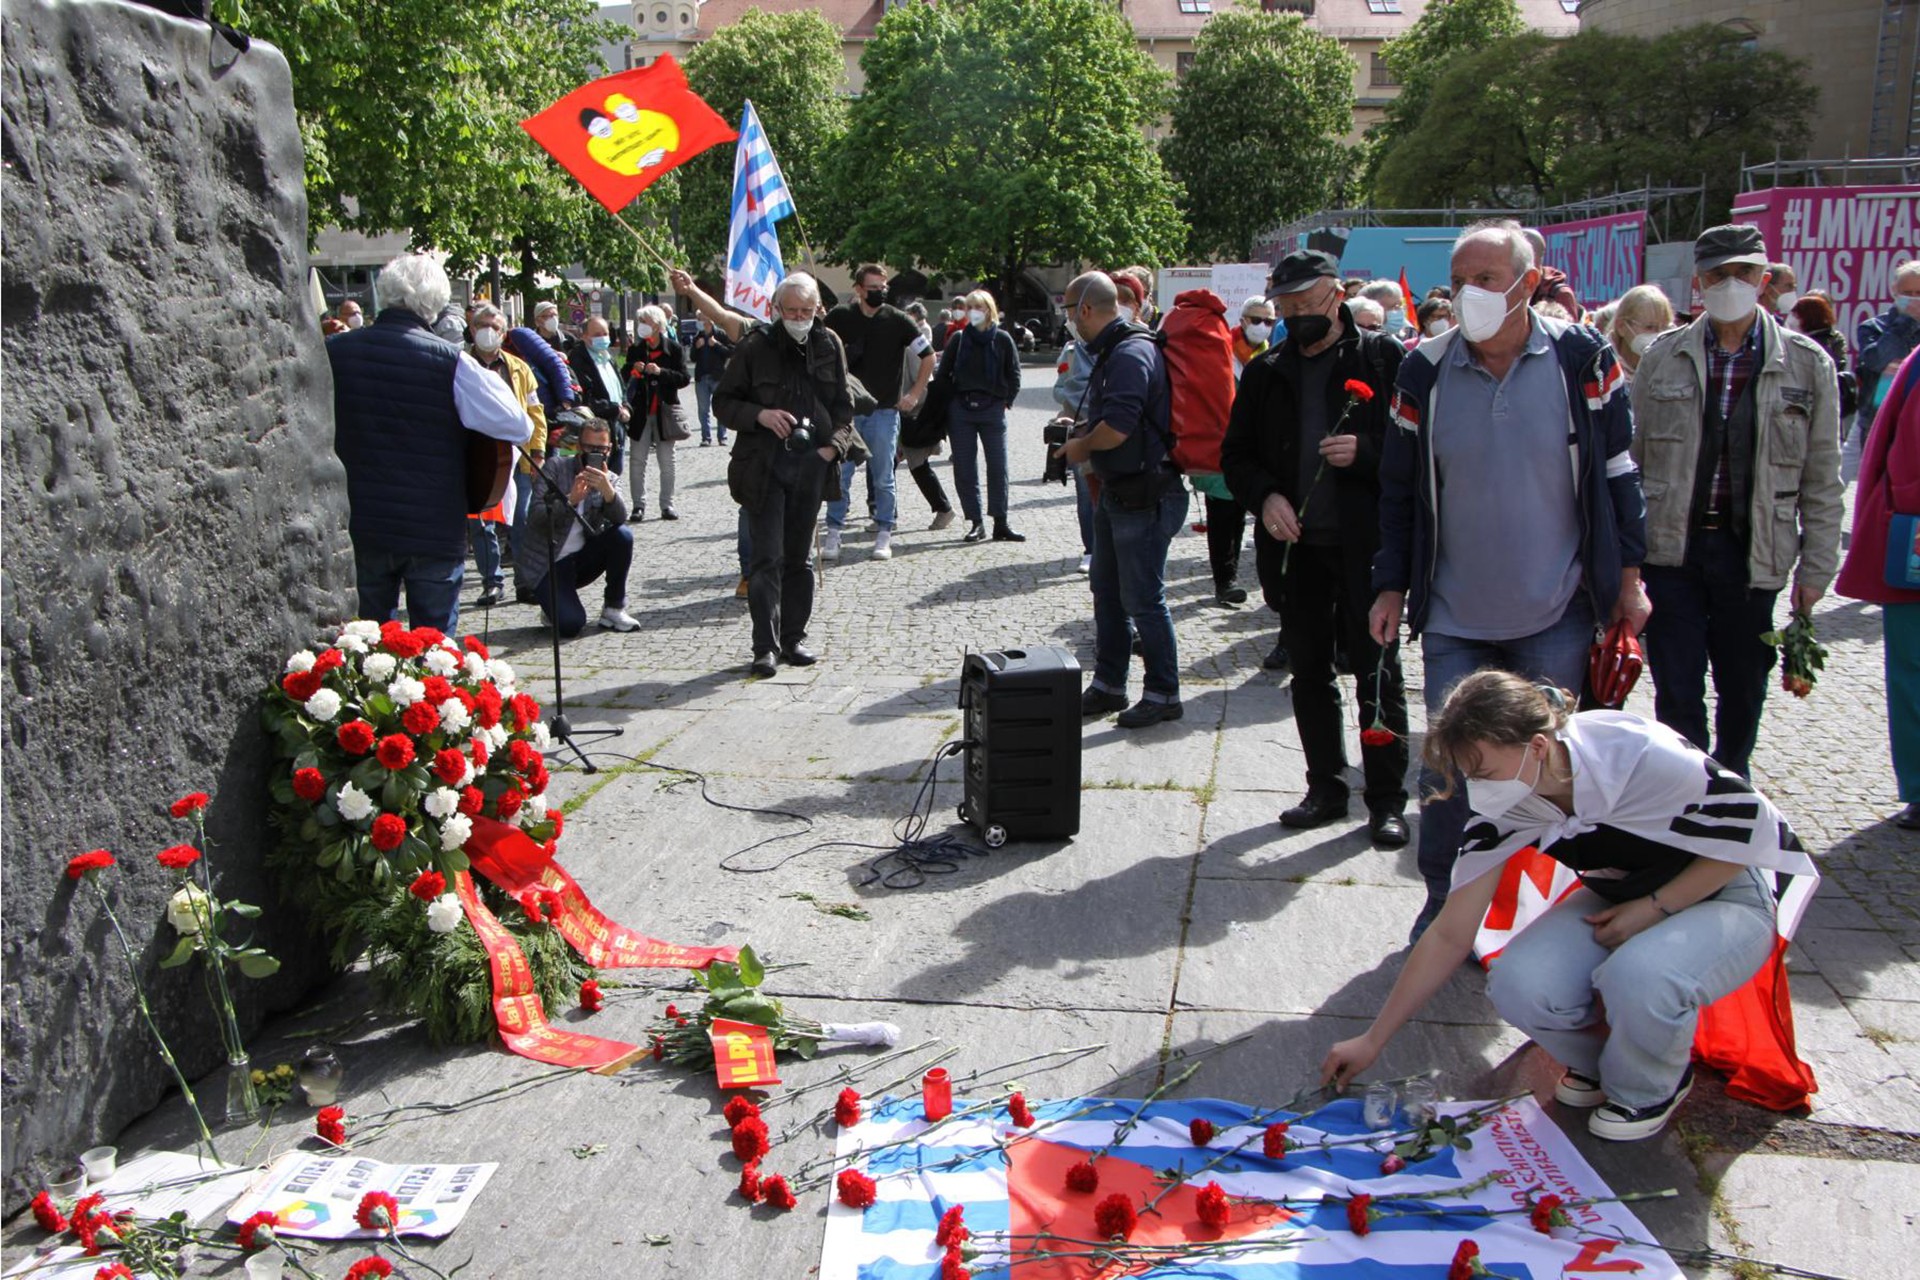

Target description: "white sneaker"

left=821, top=528, right=842, bottom=559
left=1077, top=553, right=1092, bottom=574
left=872, top=529, right=893, bottom=560
left=597, top=606, right=640, bottom=632
left=1554, top=1070, right=1607, bottom=1109
left=930, top=510, right=957, bottom=531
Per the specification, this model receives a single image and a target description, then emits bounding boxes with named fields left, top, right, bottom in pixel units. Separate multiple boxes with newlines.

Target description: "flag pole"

left=608, top=208, right=676, bottom=273
left=789, top=207, right=822, bottom=273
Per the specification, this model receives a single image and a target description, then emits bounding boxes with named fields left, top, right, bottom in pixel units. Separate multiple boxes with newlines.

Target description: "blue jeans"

left=1072, top=465, right=1095, bottom=556
left=1089, top=482, right=1188, bottom=702
left=1416, top=593, right=1596, bottom=896
left=467, top=518, right=503, bottom=591
left=696, top=377, right=722, bottom=442
left=533, top=524, right=634, bottom=639
left=1888, top=602, right=1920, bottom=802
left=826, top=409, right=900, bottom=532
left=948, top=402, right=1010, bottom=524
left=1486, top=866, right=1774, bottom=1109
left=354, top=548, right=464, bottom=633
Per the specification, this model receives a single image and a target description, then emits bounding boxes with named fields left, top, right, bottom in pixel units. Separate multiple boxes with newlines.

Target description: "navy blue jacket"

left=503, top=326, right=575, bottom=413
left=1372, top=320, right=1647, bottom=637
left=1083, top=318, right=1171, bottom=479
left=328, top=309, right=470, bottom=561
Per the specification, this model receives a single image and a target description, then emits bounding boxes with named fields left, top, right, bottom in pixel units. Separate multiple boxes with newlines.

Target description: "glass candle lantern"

left=298, top=1046, right=344, bottom=1107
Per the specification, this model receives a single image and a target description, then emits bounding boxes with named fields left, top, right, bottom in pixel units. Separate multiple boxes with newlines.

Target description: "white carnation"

left=523, top=793, right=549, bottom=823
left=486, top=723, right=510, bottom=750
left=166, top=884, right=211, bottom=936
left=285, top=650, right=316, bottom=674
left=344, top=620, right=382, bottom=640
left=425, top=894, right=464, bottom=934
left=425, top=648, right=458, bottom=677
left=423, top=787, right=459, bottom=819
left=303, top=688, right=342, bottom=721
left=336, top=781, right=374, bottom=822
left=335, top=633, right=369, bottom=654
left=438, top=812, right=474, bottom=851
left=439, top=699, right=472, bottom=734
left=388, top=675, right=425, bottom=707
left=487, top=659, right=516, bottom=688
left=363, top=653, right=397, bottom=682
left=530, top=721, right=552, bottom=750
left=462, top=652, right=489, bottom=680
left=458, top=761, right=477, bottom=788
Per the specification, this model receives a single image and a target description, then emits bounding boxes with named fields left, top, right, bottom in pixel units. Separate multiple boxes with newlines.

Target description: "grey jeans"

left=1485, top=865, right=1775, bottom=1110
left=627, top=417, right=677, bottom=514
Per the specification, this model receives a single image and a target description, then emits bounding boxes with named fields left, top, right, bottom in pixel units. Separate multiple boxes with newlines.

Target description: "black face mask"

left=864, top=288, right=885, bottom=308
left=1287, top=313, right=1333, bottom=347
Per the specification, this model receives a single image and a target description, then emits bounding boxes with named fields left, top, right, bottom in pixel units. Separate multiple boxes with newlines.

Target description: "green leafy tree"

left=679, top=10, right=849, bottom=274
left=1364, top=0, right=1526, bottom=199
left=1372, top=33, right=1559, bottom=210
left=1163, top=9, right=1354, bottom=261
left=824, top=0, right=1185, bottom=299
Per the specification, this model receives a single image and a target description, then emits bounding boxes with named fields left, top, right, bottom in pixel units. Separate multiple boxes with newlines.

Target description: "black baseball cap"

left=1695, top=224, right=1769, bottom=272
left=1269, top=249, right=1341, bottom=295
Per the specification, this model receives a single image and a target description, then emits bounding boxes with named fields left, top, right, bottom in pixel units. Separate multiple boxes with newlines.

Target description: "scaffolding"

left=1261, top=183, right=1710, bottom=254
left=1742, top=155, right=1920, bottom=190
left=1868, top=0, right=1920, bottom=159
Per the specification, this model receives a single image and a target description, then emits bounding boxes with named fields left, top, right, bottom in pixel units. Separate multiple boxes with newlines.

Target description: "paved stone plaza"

left=35, top=368, right=1919, bottom=1277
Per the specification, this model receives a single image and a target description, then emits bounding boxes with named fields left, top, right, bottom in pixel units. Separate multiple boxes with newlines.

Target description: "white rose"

left=336, top=781, right=375, bottom=822
left=388, top=675, right=425, bottom=707
left=425, top=894, right=464, bottom=934
left=166, top=884, right=211, bottom=935
left=304, top=688, right=342, bottom=721
left=487, top=659, right=516, bottom=688
left=335, top=633, right=368, bottom=655
left=462, top=653, right=489, bottom=680
left=286, top=650, right=316, bottom=674
left=530, top=721, right=552, bottom=750
left=363, top=653, right=397, bottom=682
left=425, top=648, right=458, bottom=677
left=438, top=812, right=473, bottom=851
left=439, top=700, right=472, bottom=734
left=423, top=787, right=459, bottom=819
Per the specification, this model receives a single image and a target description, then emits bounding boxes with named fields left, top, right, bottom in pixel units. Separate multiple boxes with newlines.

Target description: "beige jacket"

left=1628, top=310, right=1844, bottom=592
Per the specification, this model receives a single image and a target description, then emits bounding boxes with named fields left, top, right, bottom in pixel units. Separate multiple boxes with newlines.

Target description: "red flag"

left=709, top=1018, right=780, bottom=1088
left=1398, top=267, right=1417, bottom=317
left=520, top=55, right=736, bottom=213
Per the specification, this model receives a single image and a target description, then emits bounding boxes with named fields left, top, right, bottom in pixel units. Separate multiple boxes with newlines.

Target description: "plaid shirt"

left=1702, top=321, right=1759, bottom=521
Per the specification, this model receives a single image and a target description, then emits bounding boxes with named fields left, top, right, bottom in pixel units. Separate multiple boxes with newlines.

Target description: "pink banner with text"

left=1538, top=211, right=1646, bottom=310
left=1731, top=185, right=1920, bottom=339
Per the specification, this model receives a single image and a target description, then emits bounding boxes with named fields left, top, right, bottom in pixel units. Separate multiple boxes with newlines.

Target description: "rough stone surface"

left=0, top=0, right=349, bottom=1201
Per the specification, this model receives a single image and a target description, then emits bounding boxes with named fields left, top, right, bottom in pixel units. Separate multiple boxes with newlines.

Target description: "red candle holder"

left=922, top=1068, right=952, bottom=1121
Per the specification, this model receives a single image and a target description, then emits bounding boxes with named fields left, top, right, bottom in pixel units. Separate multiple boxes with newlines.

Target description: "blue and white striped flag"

left=725, top=100, right=795, bottom=321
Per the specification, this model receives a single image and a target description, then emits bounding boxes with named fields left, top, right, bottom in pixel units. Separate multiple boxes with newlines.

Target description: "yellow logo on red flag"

left=521, top=55, right=736, bottom=213
left=709, top=1017, right=781, bottom=1089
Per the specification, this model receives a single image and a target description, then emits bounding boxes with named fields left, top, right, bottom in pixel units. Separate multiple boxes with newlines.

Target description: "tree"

left=824, top=0, right=1186, bottom=299
left=1372, top=34, right=1559, bottom=210
left=1163, top=9, right=1354, bottom=261
left=679, top=10, right=849, bottom=274
left=1363, top=0, right=1526, bottom=200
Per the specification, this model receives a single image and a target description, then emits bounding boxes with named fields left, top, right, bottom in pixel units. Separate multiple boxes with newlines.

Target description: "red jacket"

left=1837, top=347, right=1920, bottom=604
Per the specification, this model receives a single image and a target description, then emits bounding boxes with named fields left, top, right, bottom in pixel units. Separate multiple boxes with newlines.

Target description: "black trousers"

left=909, top=460, right=952, bottom=514
left=1257, top=536, right=1409, bottom=810
left=746, top=450, right=830, bottom=657
left=1204, top=495, right=1247, bottom=591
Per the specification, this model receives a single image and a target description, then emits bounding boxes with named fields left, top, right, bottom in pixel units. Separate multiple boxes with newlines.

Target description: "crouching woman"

left=1322, top=671, right=1818, bottom=1141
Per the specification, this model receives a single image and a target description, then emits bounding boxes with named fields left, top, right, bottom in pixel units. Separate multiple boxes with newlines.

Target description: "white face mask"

left=1456, top=280, right=1523, bottom=343
left=1773, top=290, right=1798, bottom=313
left=1425, top=319, right=1450, bottom=337
left=1466, top=740, right=1545, bottom=819
left=782, top=317, right=813, bottom=343
left=1630, top=331, right=1656, bottom=355
left=1703, top=277, right=1761, bottom=324
left=472, top=328, right=503, bottom=353
left=967, top=308, right=987, bottom=328
left=1243, top=321, right=1272, bottom=344
left=636, top=323, right=655, bottom=341
left=539, top=316, right=558, bottom=335
left=1899, top=294, right=1920, bottom=317
left=1385, top=308, right=1406, bottom=332
left=1118, top=305, right=1136, bottom=324
left=344, top=313, right=364, bottom=330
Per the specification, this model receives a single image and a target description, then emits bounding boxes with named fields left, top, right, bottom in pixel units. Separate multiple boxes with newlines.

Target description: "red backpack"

left=1153, top=289, right=1236, bottom=475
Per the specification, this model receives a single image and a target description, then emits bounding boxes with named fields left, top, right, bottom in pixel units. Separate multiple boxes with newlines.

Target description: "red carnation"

left=761, top=1174, right=797, bottom=1211
left=731, top=1116, right=770, bottom=1162
left=94, top=1265, right=134, bottom=1280
left=510, top=692, right=541, bottom=731
left=169, top=791, right=211, bottom=818
left=1262, top=1121, right=1292, bottom=1159
left=1449, top=1240, right=1481, bottom=1280
left=236, top=1210, right=279, bottom=1252
left=337, top=720, right=376, bottom=755
left=408, top=870, right=445, bottom=902
left=737, top=1161, right=763, bottom=1203
left=651, top=1037, right=664, bottom=1061
left=665, top=1003, right=681, bottom=1018
left=402, top=701, right=439, bottom=736
left=836, top=1169, right=878, bottom=1209
left=411, top=626, right=445, bottom=648
left=549, top=810, right=566, bottom=839
left=1195, top=1181, right=1230, bottom=1231
left=430, top=748, right=467, bottom=786
left=471, top=740, right=490, bottom=772
left=312, top=648, right=345, bottom=675
left=370, top=813, right=406, bottom=852
left=510, top=740, right=537, bottom=772
left=156, top=844, right=201, bottom=870
left=344, top=1260, right=393, bottom=1280
left=463, top=635, right=491, bottom=659
left=355, top=1189, right=399, bottom=1233
left=834, top=1088, right=863, bottom=1128
left=527, top=761, right=551, bottom=795
left=30, top=1190, right=66, bottom=1233
left=1530, top=1192, right=1565, bottom=1235
left=475, top=684, right=503, bottom=729
left=1343, top=378, right=1376, bottom=401
left=1380, top=1153, right=1407, bottom=1175
left=375, top=734, right=415, bottom=771
left=422, top=676, right=455, bottom=706
left=379, top=621, right=424, bottom=658
left=457, top=785, right=484, bottom=815
left=66, top=849, right=115, bottom=880
left=292, top=767, right=327, bottom=803
left=1093, top=1193, right=1137, bottom=1240
left=1346, top=1192, right=1374, bottom=1236
left=1189, top=1117, right=1215, bottom=1146
left=723, top=1096, right=760, bottom=1127
left=497, top=787, right=526, bottom=820
left=281, top=670, right=323, bottom=702
left=1006, top=1092, right=1034, bottom=1128
left=935, top=1205, right=968, bottom=1248
left=1065, top=1159, right=1100, bottom=1193
left=1361, top=726, right=1397, bottom=747
left=580, top=979, right=604, bottom=1012
left=316, top=1105, right=347, bottom=1145
left=940, top=1255, right=971, bottom=1280
left=675, top=1016, right=690, bottom=1027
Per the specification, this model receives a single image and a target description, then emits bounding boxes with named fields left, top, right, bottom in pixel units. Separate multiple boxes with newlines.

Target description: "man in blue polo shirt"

left=1054, top=271, right=1186, bottom=728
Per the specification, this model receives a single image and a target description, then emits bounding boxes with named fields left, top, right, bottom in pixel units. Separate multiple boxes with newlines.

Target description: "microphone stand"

left=521, top=444, right=623, bottom=773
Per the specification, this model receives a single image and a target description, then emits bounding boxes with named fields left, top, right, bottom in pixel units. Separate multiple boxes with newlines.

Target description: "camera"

left=1042, top=421, right=1072, bottom=485
left=784, top=415, right=815, bottom=453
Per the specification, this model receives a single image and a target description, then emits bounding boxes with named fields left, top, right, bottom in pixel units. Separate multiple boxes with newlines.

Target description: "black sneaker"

left=1588, top=1068, right=1693, bottom=1141
left=1115, top=698, right=1183, bottom=729
left=476, top=585, right=504, bottom=608
left=1262, top=641, right=1290, bottom=671
left=1081, top=687, right=1128, bottom=717
left=1214, top=585, right=1249, bottom=606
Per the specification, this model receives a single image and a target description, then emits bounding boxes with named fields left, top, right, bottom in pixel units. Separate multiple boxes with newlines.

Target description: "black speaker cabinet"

left=957, top=646, right=1082, bottom=846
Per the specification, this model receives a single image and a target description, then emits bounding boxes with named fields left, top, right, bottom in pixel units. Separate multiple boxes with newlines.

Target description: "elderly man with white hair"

left=1370, top=217, right=1648, bottom=942
left=327, top=253, right=533, bottom=631
left=713, top=273, right=860, bottom=677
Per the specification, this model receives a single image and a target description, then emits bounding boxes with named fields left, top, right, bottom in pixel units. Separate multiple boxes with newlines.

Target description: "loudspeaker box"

left=957, top=646, right=1082, bottom=846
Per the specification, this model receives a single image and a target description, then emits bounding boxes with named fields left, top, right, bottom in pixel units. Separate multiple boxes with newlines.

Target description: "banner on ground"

left=1539, top=211, right=1647, bottom=311
left=820, top=1094, right=1684, bottom=1280
left=1732, top=185, right=1920, bottom=340
left=521, top=55, right=735, bottom=213
left=225, top=1153, right=497, bottom=1240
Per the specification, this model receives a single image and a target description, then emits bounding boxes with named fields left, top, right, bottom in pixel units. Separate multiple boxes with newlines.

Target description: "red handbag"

left=1588, top=619, right=1645, bottom=709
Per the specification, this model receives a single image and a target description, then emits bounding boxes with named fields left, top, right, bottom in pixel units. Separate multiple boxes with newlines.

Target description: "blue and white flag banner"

left=724, top=99, right=794, bottom=322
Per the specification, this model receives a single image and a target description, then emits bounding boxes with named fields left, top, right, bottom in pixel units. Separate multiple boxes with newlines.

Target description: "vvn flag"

left=726, top=100, right=796, bottom=321
left=521, top=55, right=735, bottom=213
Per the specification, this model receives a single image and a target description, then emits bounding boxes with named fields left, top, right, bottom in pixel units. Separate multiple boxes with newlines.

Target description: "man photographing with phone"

left=520, top=412, right=641, bottom=638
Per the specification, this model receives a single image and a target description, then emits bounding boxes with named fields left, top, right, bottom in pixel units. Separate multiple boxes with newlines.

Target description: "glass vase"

left=225, top=1052, right=260, bottom=1125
